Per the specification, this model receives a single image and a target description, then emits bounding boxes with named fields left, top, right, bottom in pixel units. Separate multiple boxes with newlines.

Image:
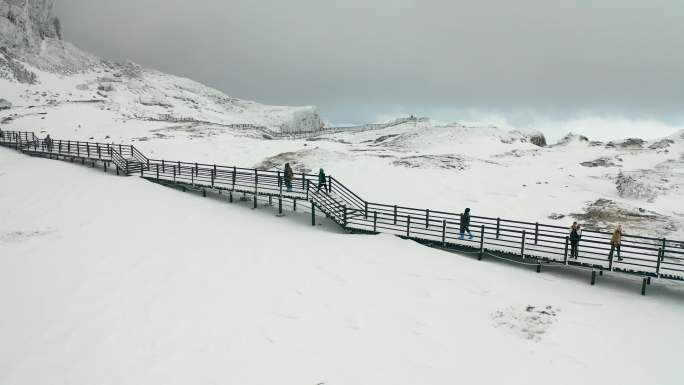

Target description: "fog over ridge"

left=55, top=0, right=684, bottom=139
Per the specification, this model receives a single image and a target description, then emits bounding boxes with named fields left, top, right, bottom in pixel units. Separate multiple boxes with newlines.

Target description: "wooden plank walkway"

left=2, top=130, right=682, bottom=295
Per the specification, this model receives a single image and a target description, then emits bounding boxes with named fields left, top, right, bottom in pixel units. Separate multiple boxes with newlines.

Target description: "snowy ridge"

left=0, top=0, right=323, bottom=134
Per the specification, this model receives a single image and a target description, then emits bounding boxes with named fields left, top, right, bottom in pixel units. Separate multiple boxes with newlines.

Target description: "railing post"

left=311, top=203, right=316, bottom=226
left=328, top=175, right=333, bottom=193
left=564, top=236, right=569, bottom=265
left=173, top=165, right=176, bottom=182
left=478, top=225, right=485, bottom=260
left=364, top=202, right=368, bottom=219
left=254, top=169, right=258, bottom=192
left=87, top=143, right=90, bottom=158
left=232, top=167, right=236, bottom=190
left=656, top=248, right=662, bottom=278
left=521, top=230, right=526, bottom=260
left=343, top=206, right=348, bottom=228
left=212, top=165, right=216, bottom=187
left=442, top=220, right=446, bottom=246
left=641, top=277, right=647, bottom=295
left=162, top=159, right=165, bottom=173
left=302, top=173, right=305, bottom=190
left=118, top=144, right=122, bottom=154
left=534, top=222, right=539, bottom=244
left=373, top=211, right=377, bottom=233
left=253, top=169, right=258, bottom=209
left=156, top=164, right=160, bottom=179
left=97, top=143, right=101, bottom=158
left=191, top=166, right=195, bottom=186
left=393, top=205, right=397, bottom=225
left=425, top=209, right=429, bottom=229
left=125, top=159, right=129, bottom=175
left=76, top=141, right=80, bottom=157
left=496, top=218, right=500, bottom=239
left=406, top=215, right=411, bottom=237
left=661, top=238, right=667, bottom=262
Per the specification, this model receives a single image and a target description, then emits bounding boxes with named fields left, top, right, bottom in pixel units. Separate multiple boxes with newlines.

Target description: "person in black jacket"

left=283, top=163, right=294, bottom=192
left=569, top=222, right=581, bottom=258
left=459, top=208, right=473, bottom=240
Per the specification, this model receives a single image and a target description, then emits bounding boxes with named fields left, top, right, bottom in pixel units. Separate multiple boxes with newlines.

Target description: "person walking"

left=45, top=134, right=53, bottom=152
left=569, top=222, right=581, bottom=258
left=459, top=208, right=473, bottom=240
left=609, top=224, right=623, bottom=261
left=284, top=163, right=294, bottom=192
left=317, top=168, right=328, bottom=193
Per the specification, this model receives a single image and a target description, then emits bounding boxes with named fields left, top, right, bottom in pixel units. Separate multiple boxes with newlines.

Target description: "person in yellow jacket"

left=609, top=224, right=624, bottom=261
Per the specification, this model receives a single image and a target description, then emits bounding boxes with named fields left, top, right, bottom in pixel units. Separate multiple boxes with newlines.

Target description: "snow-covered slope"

left=0, top=0, right=322, bottom=134
left=1, top=147, right=683, bottom=385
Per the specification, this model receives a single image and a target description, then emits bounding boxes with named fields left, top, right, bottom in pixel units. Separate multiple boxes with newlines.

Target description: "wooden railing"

left=2, top=129, right=682, bottom=290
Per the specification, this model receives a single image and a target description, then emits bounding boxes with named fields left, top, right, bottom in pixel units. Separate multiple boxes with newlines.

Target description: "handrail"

left=2, top=129, right=683, bottom=285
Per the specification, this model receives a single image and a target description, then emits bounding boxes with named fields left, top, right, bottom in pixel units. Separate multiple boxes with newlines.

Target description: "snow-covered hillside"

left=1, top=147, right=683, bottom=385
left=0, top=0, right=323, bottom=134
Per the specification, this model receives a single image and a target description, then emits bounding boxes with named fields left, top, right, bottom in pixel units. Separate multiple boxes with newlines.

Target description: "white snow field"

left=1, top=147, right=684, bottom=385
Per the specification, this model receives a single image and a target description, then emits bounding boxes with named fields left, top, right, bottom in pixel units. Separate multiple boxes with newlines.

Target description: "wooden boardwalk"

left=2, top=130, right=682, bottom=295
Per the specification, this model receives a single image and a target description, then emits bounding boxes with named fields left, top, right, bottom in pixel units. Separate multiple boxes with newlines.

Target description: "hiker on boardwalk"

left=459, top=208, right=473, bottom=240
left=569, top=222, right=581, bottom=258
left=609, top=224, right=623, bottom=261
left=45, top=134, right=53, bottom=152
left=317, top=168, right=329, bottom=193
left=283, top=163, right=294, bottom=192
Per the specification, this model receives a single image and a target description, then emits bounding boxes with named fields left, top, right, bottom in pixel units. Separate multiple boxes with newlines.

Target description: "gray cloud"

left=55, top=0, right=684, bottom=131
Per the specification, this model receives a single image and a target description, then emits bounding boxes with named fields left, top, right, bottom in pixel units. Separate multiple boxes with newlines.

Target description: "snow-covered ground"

left=1, top=147, right=683, bottom=385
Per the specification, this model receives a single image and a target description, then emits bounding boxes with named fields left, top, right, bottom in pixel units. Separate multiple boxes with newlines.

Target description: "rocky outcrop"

left=606, top=138, right=645, bottom=149
left=580, top=157, right=619, bottom=168
left=0, top=0, right=60, bottom=53
left=553, top=133, right=589, bottom=147
left=649, top=139, right=674, bottom=150
left=0, top=97, right=11, bottom=109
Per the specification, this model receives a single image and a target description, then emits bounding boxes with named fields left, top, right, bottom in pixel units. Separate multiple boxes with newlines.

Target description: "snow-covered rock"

left=0, top=0, right=322, bottom=134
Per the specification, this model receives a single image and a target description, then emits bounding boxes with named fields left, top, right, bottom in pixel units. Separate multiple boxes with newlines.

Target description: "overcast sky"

left=55, top=0, right=683, bottom=138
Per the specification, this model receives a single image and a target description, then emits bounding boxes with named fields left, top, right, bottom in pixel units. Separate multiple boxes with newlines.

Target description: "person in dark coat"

left=284, top=163, right=294, bottom=192
left=459, top=208, right=473, bottom=240
left=317, top=168, right=328, bottom=193
left=569, top=222, right=581, bottom=258
left=45, top=134, right=53, bottom=152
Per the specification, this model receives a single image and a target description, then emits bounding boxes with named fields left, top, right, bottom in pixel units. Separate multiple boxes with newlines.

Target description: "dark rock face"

left=529, top=133, right=547, bottom=147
